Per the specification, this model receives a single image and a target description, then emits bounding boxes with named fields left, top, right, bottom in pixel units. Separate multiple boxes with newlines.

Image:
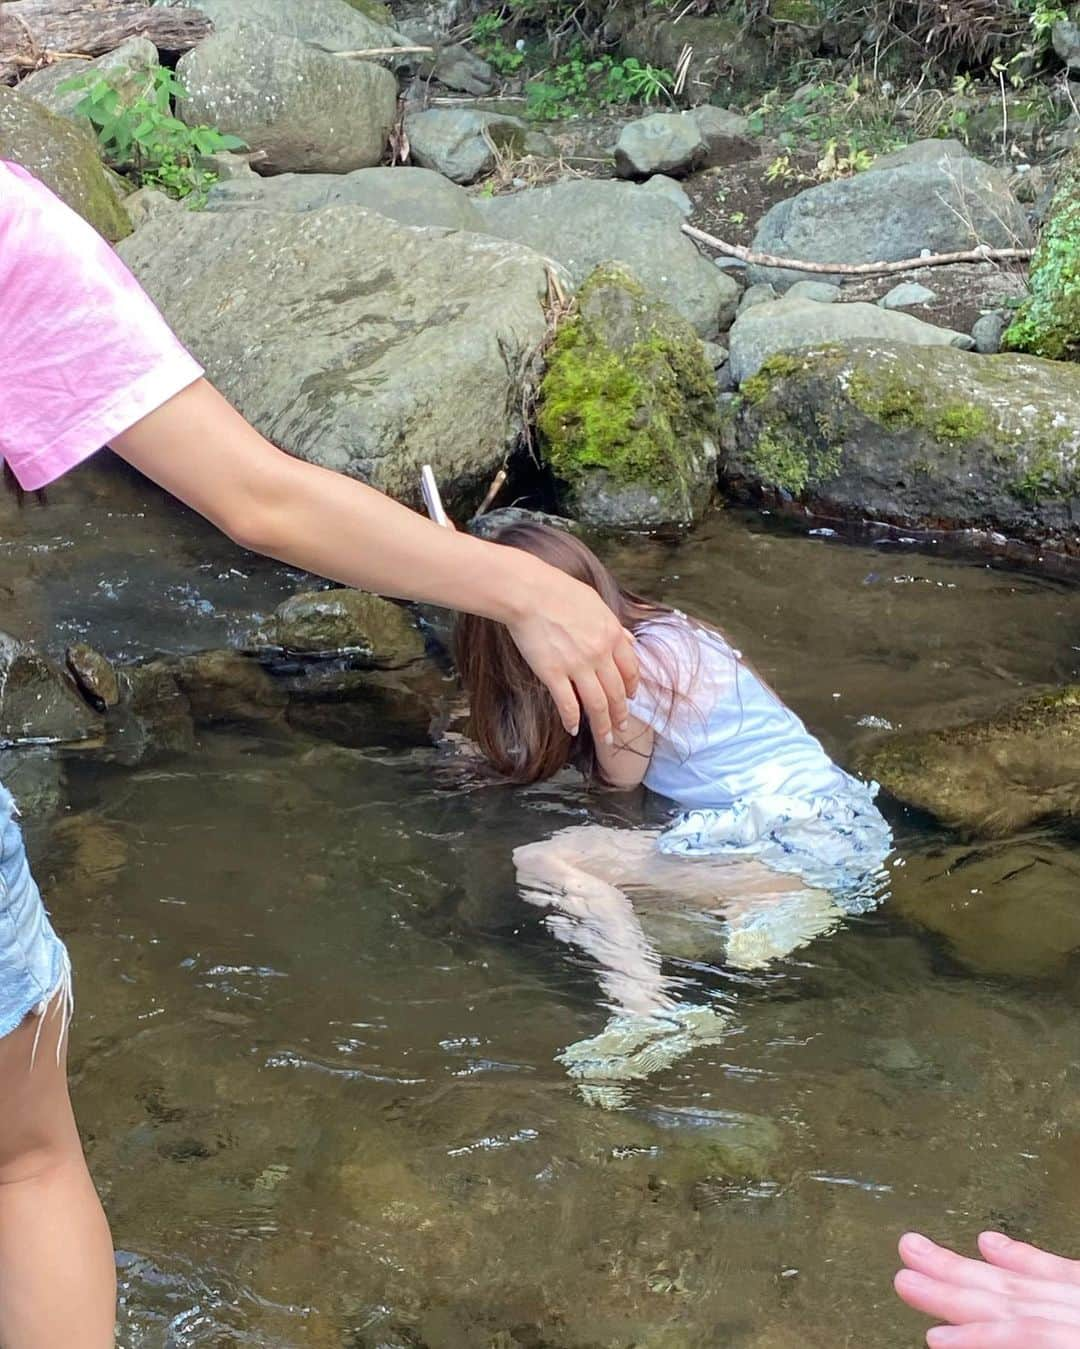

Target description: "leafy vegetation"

left=525, top=52, right=672, bottom=119
left=59, top=66, right=245, bottom=201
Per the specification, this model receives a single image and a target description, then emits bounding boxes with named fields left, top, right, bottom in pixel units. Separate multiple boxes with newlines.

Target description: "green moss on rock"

left=0, top=87, right=130, bottom=241
left=342, top=0, right=393, bottom=19
left=538, top=264, right=719, bottom=528
left=1003, top=145, right=1080, bottom=360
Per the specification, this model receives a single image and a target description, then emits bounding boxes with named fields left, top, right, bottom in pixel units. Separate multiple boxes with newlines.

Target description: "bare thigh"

left=515, top=824, right=814, bottom=916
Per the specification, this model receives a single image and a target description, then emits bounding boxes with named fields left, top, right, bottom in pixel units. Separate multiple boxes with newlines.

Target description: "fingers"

left=926, top=1318, right=1080, bottom=1348
left=894, top=1271, right=1080, bottom=1330
left=979, top=1234, right=1080, bottom=1289
left=572, top=670, right=612, bottom=745
left=899, top=1234, right=1080, bottom=1310
left=616, top=628, right=640, bottom=698
left=543, top=674, right=581, bottom=737
left=595, top=655, right=630, bottom=734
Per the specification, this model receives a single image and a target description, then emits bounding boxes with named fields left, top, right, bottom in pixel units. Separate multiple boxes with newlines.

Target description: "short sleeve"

left=0, top=161, right=203, bottom=490
left=628, top=619, right=737, bottom=756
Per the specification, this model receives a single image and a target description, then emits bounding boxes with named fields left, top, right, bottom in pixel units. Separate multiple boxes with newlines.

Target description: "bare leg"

left=515, top=837, right=675, bottom=1014
left=0, top=1001, right=116, bottom=1348
left=515, top=825, right=842, bottom=979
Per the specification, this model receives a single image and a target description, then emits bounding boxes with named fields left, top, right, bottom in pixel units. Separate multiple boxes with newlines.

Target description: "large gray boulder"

left=721, top=342, right=1080, bottom=552
left=165, top=0, right=409, bottom=53
left=116, top=206, right=554, bottom=508
left=748, top=152, right=1032, bottom=289
left=18, top=38, right=159, bottom=123
left=404, top=108, right=526, bottom=185
left=176, top=24, right=398, bottom=174
left=614, top=112, right=706, bottom=179
left=727, top=297, right=972, bottom=384
left=205, top=166, right=483, bottom=230
left=475, top=179, right=737, bottom=337
left=0, top=88, right=130, bottom=241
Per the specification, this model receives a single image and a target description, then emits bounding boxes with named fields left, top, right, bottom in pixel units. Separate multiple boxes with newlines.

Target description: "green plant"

left=525, top=49, right=672, bottom=119
left=59, top=66, right=246, bottom=201
left=471, top=12, right=526, bottom=73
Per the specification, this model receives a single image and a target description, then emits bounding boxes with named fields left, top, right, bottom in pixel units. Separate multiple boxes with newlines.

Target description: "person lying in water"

left=457, top=521, right=893, bottom=1021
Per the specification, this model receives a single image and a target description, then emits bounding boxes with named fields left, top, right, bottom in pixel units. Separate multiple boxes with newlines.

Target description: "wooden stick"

left=475, top=468, right=507, bottom=517
left=336, top=44, right=433, bottom=58
left=681, top=222, right=1033, bottom=276
left=1, top=0, right=211, bottom=82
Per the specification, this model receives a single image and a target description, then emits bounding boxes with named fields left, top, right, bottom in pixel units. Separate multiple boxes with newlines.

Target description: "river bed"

left=6, top=489, right=1080, bottom=1348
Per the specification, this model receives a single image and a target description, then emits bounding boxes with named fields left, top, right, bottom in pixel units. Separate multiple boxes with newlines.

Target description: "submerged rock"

left=1003, top=143, right=1080, bottom=360
left=117, top=205, right=553, bottom=510
left=475, top=179, right=738, bottom=337
left=405, top=107, right=526, bottom=184
left=113, top=662, right=196, bottom=762
left=727, top=297, right=972, bottom=384
left=614, top=112, right=706, bottom=179
left=0, top=88, right=130, bottom=241
left=722, top=343, right=1080, bottom=550
left=749, top=150, right=1031, bottom=289
left=173, top=651, right=286, bottom=724
left=177, top=24, right=398, bottom=174
left=538, top=264, right=718, bottom=530
left=894, top=839, right=1080, bottom=977
left=0, top=632, right=102, bottom=746
left=856, top=685, right=1080, bottom=836
left=204, top=165, right=483, bottom=231
left=266, top=590, right=427, bottom=664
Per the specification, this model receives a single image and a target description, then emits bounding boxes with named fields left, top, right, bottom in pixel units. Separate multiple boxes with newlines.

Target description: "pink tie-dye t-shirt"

left=0, top=160, right=203, bottom=491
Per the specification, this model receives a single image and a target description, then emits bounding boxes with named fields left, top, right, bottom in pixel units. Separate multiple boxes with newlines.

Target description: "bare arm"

left=110, top=378, right=638, bottom=740
left=593, top=713, right=654, bottom=790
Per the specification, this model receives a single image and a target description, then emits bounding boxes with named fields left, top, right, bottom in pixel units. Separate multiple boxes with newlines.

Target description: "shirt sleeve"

left=0, top=160, right=204, bottom=491
left=629, top=619, right=738, bottom=757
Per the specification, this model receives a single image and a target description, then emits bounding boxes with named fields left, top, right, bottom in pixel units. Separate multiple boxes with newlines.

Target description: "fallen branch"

left=336, top=44, right=433, bottom=58
left=1, top=0, right=211, bottom=83
left=681, top=222, right=1033, bottom=276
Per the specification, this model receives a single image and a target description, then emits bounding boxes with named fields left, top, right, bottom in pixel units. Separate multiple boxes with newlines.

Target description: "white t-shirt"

left=628, top=618, right=851, bottom=810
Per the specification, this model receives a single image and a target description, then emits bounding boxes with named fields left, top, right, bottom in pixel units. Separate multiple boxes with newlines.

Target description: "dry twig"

left=681, top=222, right=1032, bottom=275
left=336, top=44, right=433, bottom=58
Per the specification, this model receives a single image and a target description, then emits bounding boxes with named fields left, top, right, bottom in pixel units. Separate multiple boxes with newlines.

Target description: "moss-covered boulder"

left=722, top=342, right=1080, bottom=552
left=856, top=686, right=1080, bottom=837
left=626, top=13, right=769, bottom=106
left=1003, top=143, right=1080, bottom=360
left=0, top=88, right=130, bottom=241
left=538, top=265, right=719, bottom=530
left=265, top=590, right=427, bottom=665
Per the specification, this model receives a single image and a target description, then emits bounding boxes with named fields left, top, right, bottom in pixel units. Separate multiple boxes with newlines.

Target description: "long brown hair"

left=455, top=521, right=698, bottom=785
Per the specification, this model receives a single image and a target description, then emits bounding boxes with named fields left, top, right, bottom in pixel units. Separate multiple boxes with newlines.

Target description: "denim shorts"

left=0, top=781, right=71, bottom=1041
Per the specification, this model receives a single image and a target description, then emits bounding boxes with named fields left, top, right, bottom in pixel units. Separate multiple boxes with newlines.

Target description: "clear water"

left=12, top=499, right=1080, bottom=1348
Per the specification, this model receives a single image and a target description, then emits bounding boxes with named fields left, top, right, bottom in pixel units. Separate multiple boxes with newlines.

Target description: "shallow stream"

left=5, top=482, right=1080, bottom=1348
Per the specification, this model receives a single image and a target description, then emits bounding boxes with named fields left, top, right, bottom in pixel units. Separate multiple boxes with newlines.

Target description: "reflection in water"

left=25, top=512, right=1080, bottom=1346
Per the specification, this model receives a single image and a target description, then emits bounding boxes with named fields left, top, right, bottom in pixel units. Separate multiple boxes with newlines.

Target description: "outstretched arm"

left=111, top=379, right=637, bottom=742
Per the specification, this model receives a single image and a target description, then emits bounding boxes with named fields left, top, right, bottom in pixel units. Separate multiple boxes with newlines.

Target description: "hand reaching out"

left=895, top=1232, right=1080, bottom=1347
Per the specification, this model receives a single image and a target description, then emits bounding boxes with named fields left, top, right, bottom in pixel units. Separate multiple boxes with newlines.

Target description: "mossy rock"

left=266, top=589, right=427, bottom=666
left=626, top=14, right=769, bottom=106
left=722, top=342, right=1080, bottom=552
left=1003, top=143, right=1080, bottom=360
left=538, top=264, right=719, bottom=530
left=0, top=87, right=131, bottom=241
left=341, top=0, right=393, bottom=20
left=855, top=685, right=1080, bottom=836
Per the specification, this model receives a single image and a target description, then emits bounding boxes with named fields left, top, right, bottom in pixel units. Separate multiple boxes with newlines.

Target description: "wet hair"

left=2, top=461, right=44, bottom=505
left=455, top=521, right=700, bottom=785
